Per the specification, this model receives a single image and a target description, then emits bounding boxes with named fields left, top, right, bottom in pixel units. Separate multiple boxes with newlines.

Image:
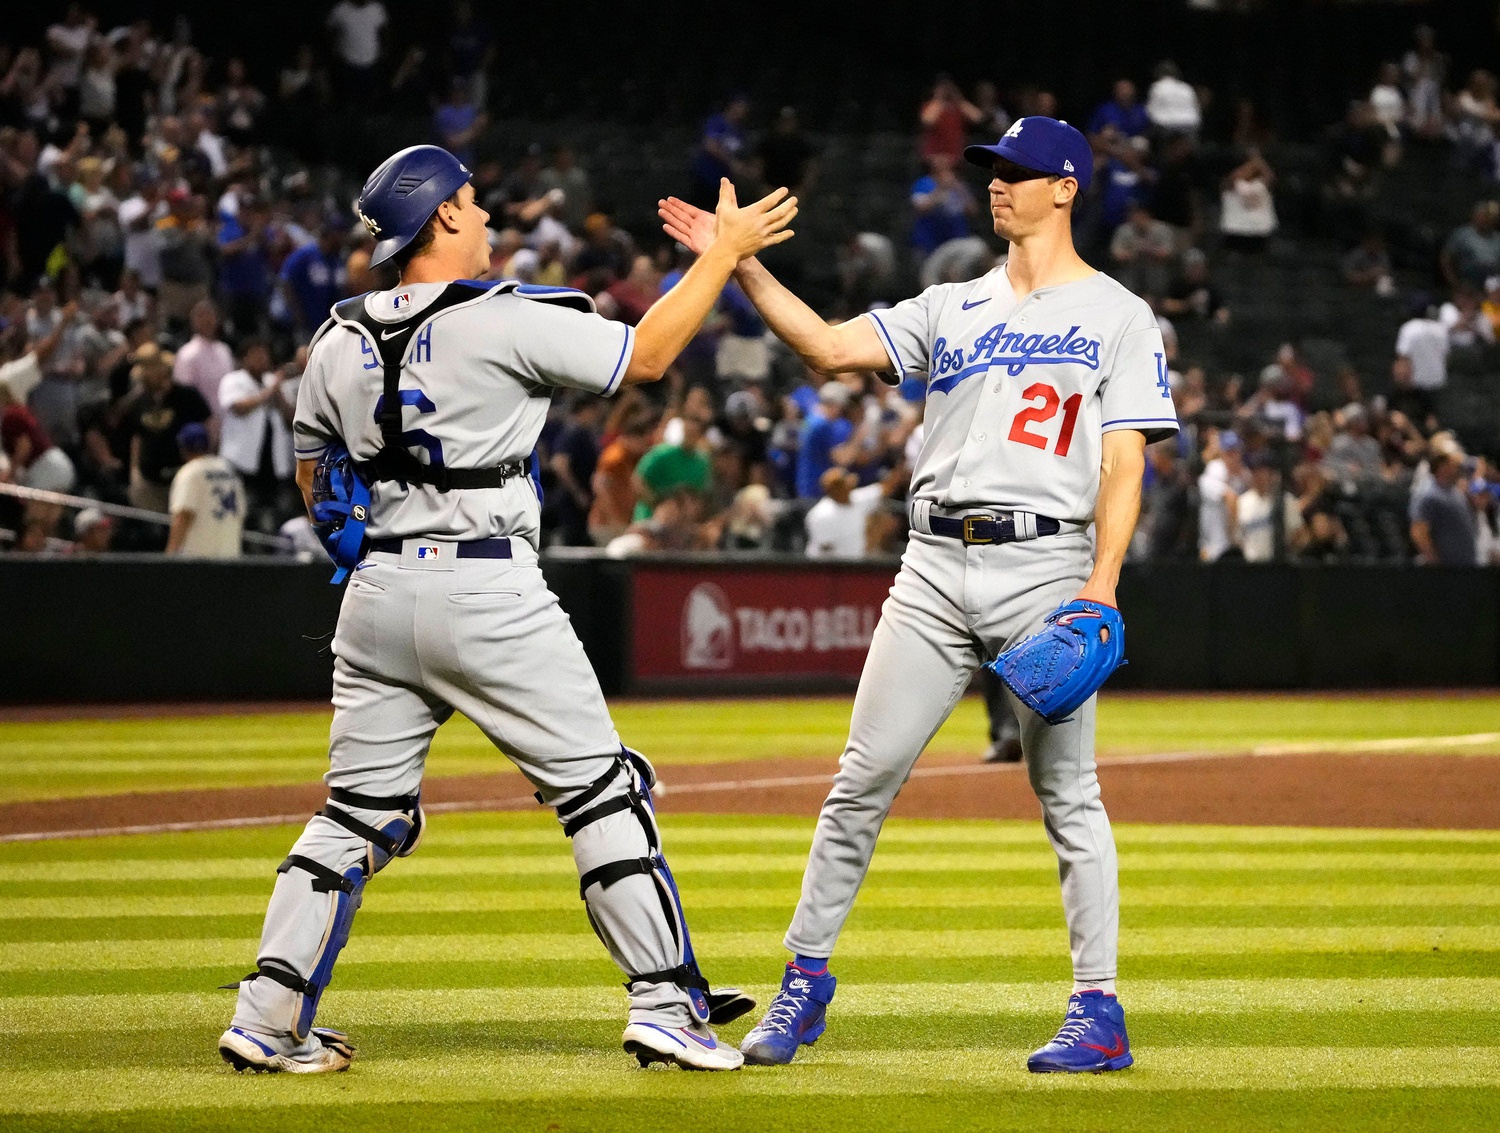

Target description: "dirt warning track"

left=3, top=749, right=1495, bottom=841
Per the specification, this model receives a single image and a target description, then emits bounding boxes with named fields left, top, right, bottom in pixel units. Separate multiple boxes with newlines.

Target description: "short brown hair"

left=388, top=191, right=461, bottom=276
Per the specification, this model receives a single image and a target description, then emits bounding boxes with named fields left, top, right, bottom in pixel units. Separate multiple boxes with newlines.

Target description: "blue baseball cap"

left=964, top=117, right=1093, bottom=192
left=177, top=422, right=210, bottom=453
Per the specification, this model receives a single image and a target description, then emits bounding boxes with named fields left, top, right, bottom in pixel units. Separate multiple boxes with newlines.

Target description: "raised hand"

left=662, top=179, right=797, bottom=262
left=658, top=196, right=715, bottom=256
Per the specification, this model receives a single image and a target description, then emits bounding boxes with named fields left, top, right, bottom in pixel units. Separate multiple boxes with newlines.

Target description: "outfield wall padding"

left=1, top=555, right=1495, bottom=703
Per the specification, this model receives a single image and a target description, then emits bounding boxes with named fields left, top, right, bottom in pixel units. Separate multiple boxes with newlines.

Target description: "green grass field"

left=1, top=811, right=1496, bottom=1131
left=4, top=692, right=1499, bottom=803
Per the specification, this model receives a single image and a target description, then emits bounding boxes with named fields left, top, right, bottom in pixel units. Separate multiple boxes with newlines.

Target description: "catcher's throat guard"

left=986, top=599, right=1126, bottom=725
left=310, top=443, right=372, bottom=584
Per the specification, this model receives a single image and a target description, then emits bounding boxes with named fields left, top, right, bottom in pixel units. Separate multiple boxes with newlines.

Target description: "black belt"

left=928, top=514, right=1061, bottom=545
left=366, top=536, right=513, bottom=559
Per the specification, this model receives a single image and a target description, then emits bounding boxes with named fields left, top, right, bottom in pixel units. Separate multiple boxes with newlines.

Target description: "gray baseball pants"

left=784, top=527, right=1119, bottom=981
left=231, top=538, right=702, bottom=1043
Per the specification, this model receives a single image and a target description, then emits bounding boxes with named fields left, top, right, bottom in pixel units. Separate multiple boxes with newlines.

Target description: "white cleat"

left=218, top=1026, right=354, bottom=1073
left=622, top=1021, right=744, bottom=1071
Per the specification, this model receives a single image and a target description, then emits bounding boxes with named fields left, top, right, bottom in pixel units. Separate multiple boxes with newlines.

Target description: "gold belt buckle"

left=962, top=514, right=995, bottom=544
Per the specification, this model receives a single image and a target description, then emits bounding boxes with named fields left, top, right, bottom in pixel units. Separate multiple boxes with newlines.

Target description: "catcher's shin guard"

left=558, top=751, right=744, bottom=1025
left=225, top=790, right=423, bottom=1041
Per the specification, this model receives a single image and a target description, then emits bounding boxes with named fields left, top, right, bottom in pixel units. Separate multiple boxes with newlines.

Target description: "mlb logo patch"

left=393, top=292, right=412, bottom=312
left=416, top=545, right=439, bottom=560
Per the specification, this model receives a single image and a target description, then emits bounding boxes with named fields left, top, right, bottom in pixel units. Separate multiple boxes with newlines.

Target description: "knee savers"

left=231, top=787, right=423, bottom=1041
left=558, top=749, right=712, bottom=1023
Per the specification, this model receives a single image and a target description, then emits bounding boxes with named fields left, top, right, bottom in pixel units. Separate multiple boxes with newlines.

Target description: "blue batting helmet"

left=356, top=145, right=473, bottom=268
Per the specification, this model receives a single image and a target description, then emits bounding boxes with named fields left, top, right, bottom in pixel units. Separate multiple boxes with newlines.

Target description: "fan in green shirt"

left=632, top=411, right=713, bottom=520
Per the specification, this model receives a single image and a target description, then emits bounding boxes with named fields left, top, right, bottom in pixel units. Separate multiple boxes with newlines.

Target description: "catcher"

left=661, top=116, right=1175, bottom=1070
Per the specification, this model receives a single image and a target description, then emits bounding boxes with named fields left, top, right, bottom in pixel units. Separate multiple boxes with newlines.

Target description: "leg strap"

left=554, top=758, right=625, bottom=819
left=562, top=793, right=637, bottom=839
left=278, top=854, right=358, bottom=894
left=578, top=855, right=654, bottom=898
left=318, top=805, right=402, bottom=857
left=220, top=960, right=318, bottom=997
left=328, top=786, right=420, bottom=811
left=626, top=963, right=711, bottom=994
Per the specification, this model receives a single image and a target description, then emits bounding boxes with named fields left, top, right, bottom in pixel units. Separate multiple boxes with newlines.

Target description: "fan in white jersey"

left=661, top=116, right=1177, bottom=1073
left=217, top=145, right=798, bottom=1076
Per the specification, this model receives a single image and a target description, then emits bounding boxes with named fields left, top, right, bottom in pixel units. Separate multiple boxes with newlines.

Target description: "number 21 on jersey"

left=1008, top=383, right=1082, bottom=457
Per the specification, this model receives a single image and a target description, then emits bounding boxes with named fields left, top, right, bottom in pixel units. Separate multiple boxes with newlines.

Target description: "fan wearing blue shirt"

left=1087, top=80, right=1150, bottom=140
left=795, top=381, right=855, bottom=499
left=278, top=224, right=346, bottom=340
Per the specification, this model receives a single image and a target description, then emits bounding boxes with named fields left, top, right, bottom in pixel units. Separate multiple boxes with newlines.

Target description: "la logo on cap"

left=1005, top=120, right=1023, bottom=138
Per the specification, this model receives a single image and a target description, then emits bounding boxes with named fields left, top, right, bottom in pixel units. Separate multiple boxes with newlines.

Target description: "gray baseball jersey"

left=293, top=282, right=633, bottom=547
left=863, top=267, right=1179, bottom=520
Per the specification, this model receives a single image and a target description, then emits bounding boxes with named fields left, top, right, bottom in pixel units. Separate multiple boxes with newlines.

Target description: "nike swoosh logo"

left=379, top=328, right=409, bottom=340
left=683, top=1030, right=717, bottom=1049
left=353, top=563, right=375, bottom=571
left=1081, top=1036, right=1127, bottom=1058
left=961, top=297, right=990, bottom=310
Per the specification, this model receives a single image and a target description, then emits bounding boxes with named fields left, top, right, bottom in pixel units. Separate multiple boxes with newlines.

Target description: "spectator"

left=1162, top=249, right=1230, bottom=325
left=216, top=194, right=274, bottom=339
left=804, top=465, right=893, bottom=558
left=1136, top=441, right=1194, bottom=561
left=836, top=230, right=897, bottom=309
left=1440, top=287, right=1496, bottom=349
left=1087, top=79, right=1149, bottom=143
left=1342, top=230, right=1394, bottom=296
left=1410, top=448, right=1477, bottom=566
left=1237, top=453, right=1304, bottom=563
left=795, top=380, right=857, bottom=499
left=432, top=76, right=486, bottom=165
left=689, top=94, right=750, bottom=209
left=1109, top=201, right=1175, bottom=300
left=756, top=106, right=817, bottom=197
left=1369, top=62, right=1405, bottom=141
left=124, top=343, right=210, bottom=514
left=1402, top=25, right=1446, bottom=141
left=919, top=235, right=996, bottom=289
left=173, top=299, right=235, bottom=418
left=446, top=0, right=495, bottom=111
left=1450, top=70, right=1500, bottom=178
left=547, top=394, right=604, bottom=547
left=1145, top=61, right=1200, bottom=138
left=0, top=381, right=76, bottom=552
left=1241, top=363, right=1304, bottom=442
left=70, top=506, right=114, bottom=553
left=632, top=403, right=712, bottom=521
left=536, top=145, right=592, bottom=231
left=326, top=0, right=388, bottom=100
left=277, top=223, right=346, bottom=343
left=1219, top=150, right=1277, bottom=253
left=1394, top=300, right=1450, bottom=418
left=715, top=281, right=770, bottom=383
left=167, top=421, right=244, bottom=557
left=1324, top=403, right=1383, bottom=487
left=909, top=154, right=976, bottom=260
left=220, top=58, right=267, bottom=147
left=602, top=255, right=662, bottom=326
left=589, top=409, right=656, bottom=545
left=919, top=75, right=983, bottom=166
left=218, top=339, right=295, bottom=531
left=155, top=190, right=216, bottom=326
left=1198, top=429, right=1248, bottom=561
left=1441, top=202, right=1500, bottom=292
left=1094, top=143, right=1154, bottom=234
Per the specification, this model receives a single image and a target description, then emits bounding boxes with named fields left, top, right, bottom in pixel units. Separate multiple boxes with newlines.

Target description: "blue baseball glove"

left=309, top=443, right=372, bottom=584
left=985, top=599, right=1126, bottom=725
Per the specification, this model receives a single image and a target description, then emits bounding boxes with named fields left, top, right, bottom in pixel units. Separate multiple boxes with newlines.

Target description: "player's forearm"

left=166, top=512, right=192, bottom=553
left=1082, top=438, right=1146, bottom=602
left=734, top=258, right=864, bottom=372
left=624, top=246, right=739, bottom=384
left=296, top=458, right=316, bottom=517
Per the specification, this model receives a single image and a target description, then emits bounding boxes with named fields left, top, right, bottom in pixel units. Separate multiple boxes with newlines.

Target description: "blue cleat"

left=1027, top=990, right=1134, bottom=1073
left=739, top=962, right=837, bottom=1065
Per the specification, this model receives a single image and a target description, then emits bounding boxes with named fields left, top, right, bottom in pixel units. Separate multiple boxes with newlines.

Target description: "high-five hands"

left=660, top=180, right=793, bottom=261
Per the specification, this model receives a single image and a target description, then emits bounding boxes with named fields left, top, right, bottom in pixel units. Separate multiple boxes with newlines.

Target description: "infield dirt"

left=5, top=748, right=1494, bottom=840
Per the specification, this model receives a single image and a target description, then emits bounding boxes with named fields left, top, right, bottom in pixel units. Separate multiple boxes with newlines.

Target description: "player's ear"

left=1054, top=177, right=1078, bottom=209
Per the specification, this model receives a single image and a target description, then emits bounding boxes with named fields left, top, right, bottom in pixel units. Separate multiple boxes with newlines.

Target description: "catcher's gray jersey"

left=864, top=267, right=1179, bottom=520
left=293, top=282, right=632, bottom=547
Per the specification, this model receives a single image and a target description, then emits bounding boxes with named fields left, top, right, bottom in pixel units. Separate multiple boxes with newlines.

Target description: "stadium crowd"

left=0, top=6, right=1496, bottom=566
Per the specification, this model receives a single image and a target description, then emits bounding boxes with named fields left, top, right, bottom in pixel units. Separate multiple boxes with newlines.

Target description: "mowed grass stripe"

left=4, top=925, right=1495, bottom=972
left=9, top=883, right=1500, bottom=922
left=6, top=848, right=1500, bottom=883
left=3, top=978, right=1495, bottom=1034
left=2, top=1047, right=1499, bottom=1114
